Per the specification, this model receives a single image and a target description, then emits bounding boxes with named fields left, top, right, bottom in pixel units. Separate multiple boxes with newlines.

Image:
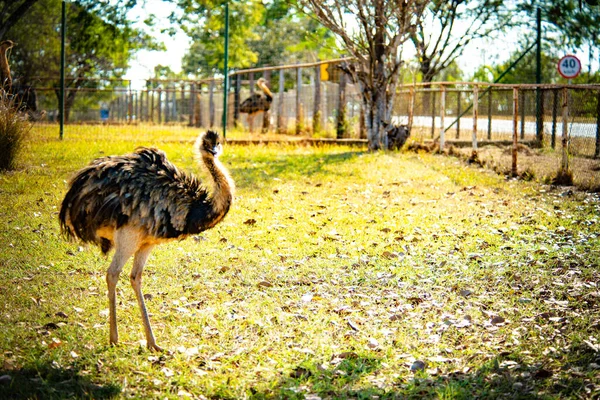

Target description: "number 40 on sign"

left=558, top=55, right=582, bottom=79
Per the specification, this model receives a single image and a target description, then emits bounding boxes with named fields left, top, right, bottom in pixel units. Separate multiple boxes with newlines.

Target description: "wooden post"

left=234, top=74, right=241, bottom=127
left=561, top=87, right=570, bottom=172
left=313, top=61, right=322, bottom=135
left=595, top=90, right=600, bottom=158
left=336, top=71, right=347, bottom=139
left=487, top=88, right=492, bottom=140
left=197, top=83, right=204, bottom=128
left=188, top=84, right=195, bottom=126
left=439, top=85, right=446, bottom=151
left=520, top=90, right=526, bottom=140
left=456, top=90, right=461, bottom=139
left=431, top=89, right=437, bottom=138
left=473, top=85, right=479, bottom=152
left=551, top=88, right=558, bottom=149
left=128, top=81, right=133, bottom=123
left=249, top=72, right=255, bottom=94
left=296, top=65, right=302, bottom=135
left=512, top=87, right=519, bottom=176
left=150, top=89, right=154, bottom=123
left=209, top=80, right=215, bottom=128
left=165, top=87, right=170, bottom=124
left=277, top=69, right=285, bottom=133
left=538, top=88, right=545, bottom=143
left=181, top=83, right=186, bottom=122
left=157, top=88, right=162, bottom=124
left=408, top=86, right=414, bottom=133
left=262, top=70, right=271, bottom=133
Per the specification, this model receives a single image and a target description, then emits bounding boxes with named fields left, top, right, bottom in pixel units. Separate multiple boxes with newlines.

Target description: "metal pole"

left=439, top=85, right=445, bottom=151
left=473, top=85, right=479, bottom=152
left=222, top=2, right=229, bottom=139
left=561, top=87, right=570, bottom=172
left=536, top=7, right=543, bottom=144
left=512, top=87, right=519, bottom=176
left=59, top=0, right=66, bottom=139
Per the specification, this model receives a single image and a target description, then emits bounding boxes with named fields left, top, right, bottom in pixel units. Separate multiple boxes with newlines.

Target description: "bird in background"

left=240, top=77, right=273, bottom=134
left=59, top=130, right=234, bottom=351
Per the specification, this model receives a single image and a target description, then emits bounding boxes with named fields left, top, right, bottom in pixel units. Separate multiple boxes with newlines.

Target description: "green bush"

left=0, top=95, right=31, bottom=171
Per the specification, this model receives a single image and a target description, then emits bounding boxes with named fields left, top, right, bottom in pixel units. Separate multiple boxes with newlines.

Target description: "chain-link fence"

left=31, top=65, right=600, bottom=189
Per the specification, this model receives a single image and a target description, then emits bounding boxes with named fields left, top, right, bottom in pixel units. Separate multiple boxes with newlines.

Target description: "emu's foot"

left=147, top=341, right=164, bottom=352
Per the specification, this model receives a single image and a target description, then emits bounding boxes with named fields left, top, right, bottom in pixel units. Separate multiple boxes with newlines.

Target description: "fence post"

left=181, top=83, right=186, bottom=122
left=473, top=85, right=479, bottom=153
left=595, top=90, right=600, bottom=158
left=296, top=65, right=302, bottom=135
left=431, top=89, right=437, bottom=138
left=197, top=83, right=204, bottom=128
left=313, top=61, right=322, bottom=135
left=165, top=87, right=170, bottom=124
left=209, top=80, right=215, bottom=128
left=520, top=90, right=525, bottom=140
left=127, top=81, right=132, bottom=123
left=561, top=87, right=570, bottom=172
left=408, top=86, right=414, bottom=133
left=278, top=69, right=285, bottom=133
left=157, top=88, right=162, bottom=124
left=439, top=85, right=445, bottom=151
left=234, top=74, right=241, bottom=127
left=148, top=89, right=154, bottom=123
left=336, top=71, right=347, bottom=139
left=188, top=84, right=195, bottom=126
left=262, top=70, right=271, bottom=133
left=487, top=88, right=492, bottom=140
left=551, top=88, right=558, bottom=149
left=456, top=90, right=461, bottom=139
left=512, top=87, right=519, bottom=176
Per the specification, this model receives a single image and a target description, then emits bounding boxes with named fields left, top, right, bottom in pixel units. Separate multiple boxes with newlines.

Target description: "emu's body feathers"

left=59, top=147, right=228, bottom=254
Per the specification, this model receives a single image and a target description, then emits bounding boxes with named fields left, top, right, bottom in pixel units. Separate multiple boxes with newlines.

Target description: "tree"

left=7, top=0, right=156, bottom=121
left=296, top=0, right=428, bottom=150
left=179, top=0, right=340, bottom=77
left=411, top=0, right=512, bottom=85
left=0, top=0, right=39, bottom=40
left=518, top=0, right=600, bottom=80
left=471, top=47, right=561, bottom=84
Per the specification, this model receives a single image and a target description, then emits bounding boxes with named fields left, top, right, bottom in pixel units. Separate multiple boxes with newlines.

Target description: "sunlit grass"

left=0, top=124, right=599, bottom=398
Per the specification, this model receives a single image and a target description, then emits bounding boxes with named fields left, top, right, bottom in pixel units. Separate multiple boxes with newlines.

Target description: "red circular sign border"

left=557, top=55, right=582, bottom=79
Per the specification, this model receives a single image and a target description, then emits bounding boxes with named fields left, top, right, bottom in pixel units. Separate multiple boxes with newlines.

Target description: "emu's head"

left=256, top=78, right=273, bottom=98
left=199, top=130, right=223, bottom=158
left=0, top=40, right=15, bottom=52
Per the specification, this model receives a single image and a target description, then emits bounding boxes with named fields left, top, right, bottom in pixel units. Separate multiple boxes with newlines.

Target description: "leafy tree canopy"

left=175, top=0, right=341, bottom=77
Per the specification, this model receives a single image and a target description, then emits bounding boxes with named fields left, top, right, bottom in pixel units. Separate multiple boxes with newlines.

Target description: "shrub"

left=0, top=94, right=31, bottom=171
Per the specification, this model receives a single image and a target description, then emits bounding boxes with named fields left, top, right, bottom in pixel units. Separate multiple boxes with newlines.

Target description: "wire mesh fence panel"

left=23, top=65, right=600, bottom=189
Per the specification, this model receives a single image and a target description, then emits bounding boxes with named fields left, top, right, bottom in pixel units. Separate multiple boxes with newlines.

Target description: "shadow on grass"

left=0, top=363, right=120, bottom=399
left=248, top=346, right=598, bottom=399
left=229, top=150, right=366, bottom=190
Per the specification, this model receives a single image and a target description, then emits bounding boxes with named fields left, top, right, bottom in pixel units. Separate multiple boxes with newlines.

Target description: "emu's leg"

left=130, top=244, right=162, bottom=351
left=106, top=229, right=139, bottom=346
left=248, top=114, right=254, bottom=134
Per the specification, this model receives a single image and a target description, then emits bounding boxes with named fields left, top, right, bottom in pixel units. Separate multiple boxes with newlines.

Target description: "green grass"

left=1, top=125, right=599, bottom=399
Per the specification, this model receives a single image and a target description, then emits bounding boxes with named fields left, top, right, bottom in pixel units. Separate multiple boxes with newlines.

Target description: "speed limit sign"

left=558, top=55, right=582, bottom=79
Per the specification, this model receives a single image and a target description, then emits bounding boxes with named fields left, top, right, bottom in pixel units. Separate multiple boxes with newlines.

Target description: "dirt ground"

left=451, top=143, right=600, bottom=191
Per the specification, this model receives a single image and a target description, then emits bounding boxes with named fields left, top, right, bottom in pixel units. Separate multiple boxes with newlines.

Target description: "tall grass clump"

left=0, top=94, right=31, bottom=171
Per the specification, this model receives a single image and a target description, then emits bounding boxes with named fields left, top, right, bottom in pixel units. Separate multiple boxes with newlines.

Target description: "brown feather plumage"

left=240, top=78, right=273, bottom=114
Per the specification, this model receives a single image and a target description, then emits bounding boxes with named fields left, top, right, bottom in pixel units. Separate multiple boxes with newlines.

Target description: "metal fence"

left=31, top=62, right=600, bottom=189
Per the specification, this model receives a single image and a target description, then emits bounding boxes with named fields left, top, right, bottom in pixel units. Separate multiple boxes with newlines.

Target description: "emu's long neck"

left=0, top=47, right=11, bottom=90
left=202, top=154, right=234, bottom=220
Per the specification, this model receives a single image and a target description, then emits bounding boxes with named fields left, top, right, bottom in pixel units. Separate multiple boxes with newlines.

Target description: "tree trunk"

left=361, top=82, right=394, bottom=150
